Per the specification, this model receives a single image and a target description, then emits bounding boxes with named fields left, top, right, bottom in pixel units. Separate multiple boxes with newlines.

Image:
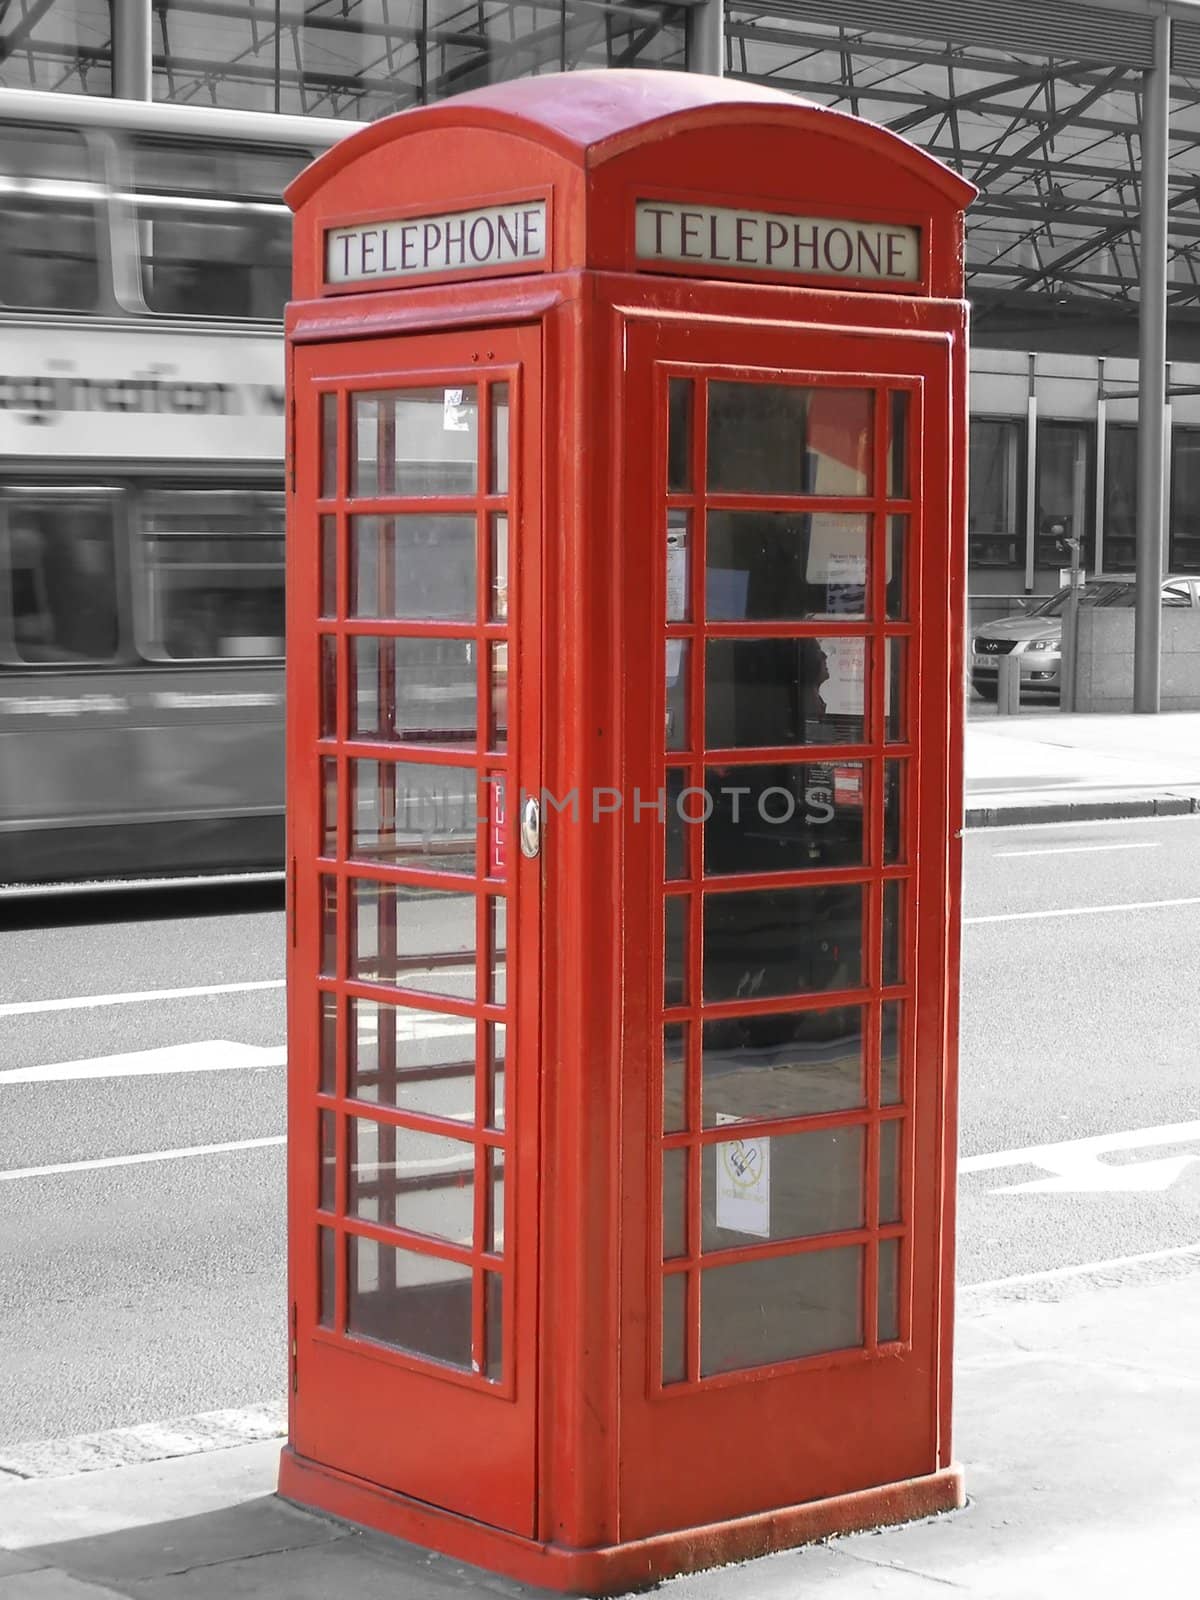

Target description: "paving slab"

left=3, top=1272, right=1200, bottom=1600
left=964, top=710, right=1200, bottom=824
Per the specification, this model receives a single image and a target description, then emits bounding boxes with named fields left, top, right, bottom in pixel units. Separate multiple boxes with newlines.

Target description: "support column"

left=687, top=0, right=725, bottom=78
left=1134, top=7, right=1171, bottom=713
left=113, top=0, right=153, bottom=101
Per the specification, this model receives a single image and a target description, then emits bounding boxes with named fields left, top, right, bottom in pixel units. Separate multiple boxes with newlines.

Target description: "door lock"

left=520, top=795, right=541, bottom=859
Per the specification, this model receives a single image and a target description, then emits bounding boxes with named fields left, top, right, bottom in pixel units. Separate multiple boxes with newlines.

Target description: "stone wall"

left=1074, top=608, right=1200, bottom=711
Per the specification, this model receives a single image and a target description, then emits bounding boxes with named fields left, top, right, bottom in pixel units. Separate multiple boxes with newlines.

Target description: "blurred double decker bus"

left=0, top=88, right=357, bottom=884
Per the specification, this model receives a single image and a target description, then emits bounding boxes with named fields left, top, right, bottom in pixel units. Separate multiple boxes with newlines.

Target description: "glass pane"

left=668, top=379, right=692, bottom=492
left=702, top=1006, right=865, bottom=1124
left=701, top=1246, right=864, bottom=1375
left=489, top=899, right=507, bottom=1005
left=665, top=897, right=688, bottom=1006
left=882, top=883, right=903, bottom=987
left=665, top=769, right=687, bottom=881
left=349, top=514, right=475, bottom=622
left=318, top=1227, right=335, bottom=1329
left=666, top=509, right=691, bottom=621
left=489, top=1023, right=506, bottom=1131
left=319, top=993, right=337, bottom=1096
left=706, top=637, right=865, bottom=747
left=351, top=387, right=478, bottom=498
left=349, top=636, right=476, bottom=745
left=703, top=885, right=864, bottom=1002
left=704, top=761, right=865, bottom=875
left=319, top=1111, right=336, bottom=1212
left=5, top=493, right=119, bottom=663
left=888, top=392, right=909, bottom=498
left=885, top=639, right=906, bottom=742
left=706, top=512, right=867, bottom=622
left=1035, top=421, right=1092, bottom=572
left=886, top=516, right=907, bottom=620
left=321, top=393, right=338, bottom=499
left=131, top=131, right=296, bottom=316
left=878, top=1238, right=901, bottom=1343
left=320, top=636, right=337, bottom=737
left=663, top=1147, right=687, bottom=1260
left=349, top=1119, right=474, bottom=1244
left=320, top=516, right=337, bottom=617
left=881, top=1001, right=902, bottom=1105
left=348, top=758, right=477, bottom=873
left=136, top=487, right=287, bottom=660
left=969, top=419, right=1024, bottom=572
left=485, top=1270, right=504, bottom=1381
left=350, top=878, right=475, bottom=999
left=662, top=1272, right=687, bottom=1385
left=0, top=126, right=102, bottom=309
left=490, top=642, right=509, bottom=751
left=348, top=998, right=475, bottom=1123
left=321, top=757, right=337, bottom=857
left=320, top=875, right=337, bottom=977
left=880, top=1119, right=902, bottom=1225
left=347, top=1236, right=472, bottom=1367
left=664, top=1023, right=687, bottom=1133
left=884, top=763, right=903, bottom=864
left=666, top=639, right=689, bottom=750
left=490, top=514, right=509, bottom=620
left=488, top=1149, right=505, bottom=1255
left=704, top=1125, right=863, bottom=1251
left=490, top=384, right=510, bottom=495
left=708, top=384, right=872, bottom=496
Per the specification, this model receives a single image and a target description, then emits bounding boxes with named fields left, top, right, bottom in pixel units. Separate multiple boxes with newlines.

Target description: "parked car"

left=970, top=577, right=1200, bottom=700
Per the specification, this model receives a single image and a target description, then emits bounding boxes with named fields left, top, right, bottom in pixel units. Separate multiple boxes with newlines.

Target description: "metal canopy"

left=5, top=0, right=1200, bottom=338
left=725, top=1, right=1200, bottom=341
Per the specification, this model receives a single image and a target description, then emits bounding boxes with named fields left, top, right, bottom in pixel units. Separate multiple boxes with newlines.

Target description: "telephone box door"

left=288, top=326, right=541, bottom=1535
left=621, top=315, right=957, bottom=1535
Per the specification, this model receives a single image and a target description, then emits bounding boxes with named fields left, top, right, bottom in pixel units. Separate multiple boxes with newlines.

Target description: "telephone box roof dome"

left=286, top=68, right=975, bottom=212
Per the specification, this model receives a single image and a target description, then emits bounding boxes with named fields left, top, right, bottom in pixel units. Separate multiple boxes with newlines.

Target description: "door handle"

left=520, top=795, right=541, bottom=859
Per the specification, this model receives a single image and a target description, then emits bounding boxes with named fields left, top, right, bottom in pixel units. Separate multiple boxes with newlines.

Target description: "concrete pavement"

left=4, top=719, right=1199, bottom=1596
left=2, top=1258, right=1198, bottom=1598
left=965, top=709, right=1200, bottom=825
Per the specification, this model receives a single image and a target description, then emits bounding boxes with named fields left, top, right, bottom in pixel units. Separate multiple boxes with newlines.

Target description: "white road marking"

left=995, top=842, right=1161, bottom=858
left=964, top=1240, right=1200, bottom=1294
left=0, top=1136, right=285, bottom=1182
left=960, top=1120, right=1200, bottom=1193
left=0, top=979, right=284, bottom=1019
left=0, top=869, right=284, bottom=901
left=964, top=894, right=1200, bottom=925
left=0, top=1040, right=287, bottom=1084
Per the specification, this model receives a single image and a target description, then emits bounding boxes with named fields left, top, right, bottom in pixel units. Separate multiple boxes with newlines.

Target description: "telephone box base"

left=279, top=1447, right=965, bottom=1594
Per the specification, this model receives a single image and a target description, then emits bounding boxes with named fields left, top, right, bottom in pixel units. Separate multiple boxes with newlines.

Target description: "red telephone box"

left=281, top=69, right=974, bottom=1592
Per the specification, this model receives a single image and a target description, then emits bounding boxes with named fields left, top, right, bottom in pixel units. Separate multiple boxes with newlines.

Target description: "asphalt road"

left=2, top=824, right=1199, bottom=1446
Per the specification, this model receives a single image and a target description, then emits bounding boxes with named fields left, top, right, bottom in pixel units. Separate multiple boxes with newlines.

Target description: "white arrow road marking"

left=0, top=1040, right=287, bottom=1084
left=960, top=1119, right=1200, bottom=1194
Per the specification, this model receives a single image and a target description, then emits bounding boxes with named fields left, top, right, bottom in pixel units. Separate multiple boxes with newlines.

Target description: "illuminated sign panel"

left=635, top=201, right=920, bottom=283
left=326, top=200, right=548, bottom=286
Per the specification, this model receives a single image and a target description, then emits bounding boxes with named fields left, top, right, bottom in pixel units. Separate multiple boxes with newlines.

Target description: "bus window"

left=0, top=125, right=102, bottom=311
left=1, top=492, right=120, bottom=664
left=136, top=489, right=285, bottom=660
left=129, top=137, right=311, bottom=319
